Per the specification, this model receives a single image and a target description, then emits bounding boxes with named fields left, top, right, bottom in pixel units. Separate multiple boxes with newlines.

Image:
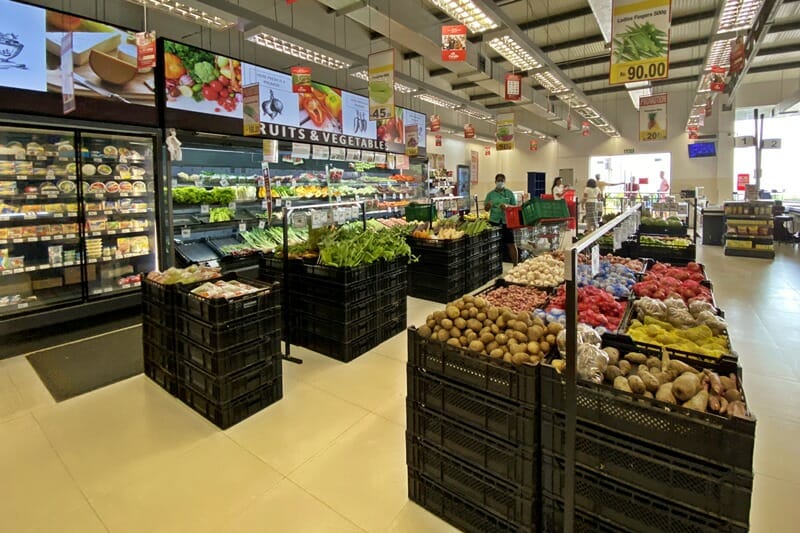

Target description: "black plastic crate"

left=179, top=377, right=282, bottom=429
left=408, top=328, right=538, bottom=405
left=408, top=401, right=536, bottom=490
left=407, top=366, right=536, bottom=448
left=378, top=285, right=407, bottom=309
left=143, top=339, right=177, bottom=374
left=378, top=266, right=408, bottom=291
left=407, top=283, right=466, bottom=305
left=144, top=358, right=178, bottom=396
left=176, top=333, right=281, bottom=376
left=378, top=297, right=406, bottom=322
left=289, top=274, right=376, bottom=303
left=541, top=495, right=635, bottom=533
left=541, top=452, right=748, bottom=533
left=290, top=328, right=379, bottom=362
left=408, top=470, right=534, bottom=533
left=142, top=297, right=175, bottom=329
left=407, top=435, right=535, bottom=528
left=142, top=275, right=217, bottom=308
left=378, top=314, right=406, bottom=342
left=142, top=317, right=176, bottom=352
left=408, top=236, right=466, bottom=253
left=301, top=261, right=380, bottom=284
left=540, top=407, right=752, bottom=525
left=639, top=224, right=688, bottom=237
left=179, top=356, right=281, bottom=404
left=538, top=364, right=755, bottom=471
left=293, top=293, right=379, bottom=324
left=176, top=312, right=280, bottom=351
left=178, top=275, right=280, bottom=325
left=288, top=310, right=378, bottom=343
left=635, top=243, right=697, bottom=265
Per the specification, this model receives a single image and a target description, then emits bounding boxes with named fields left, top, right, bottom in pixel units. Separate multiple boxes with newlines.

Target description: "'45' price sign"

left=609, top=0, right=671, bottom=85
left=368, top=49, right=395, bottom=121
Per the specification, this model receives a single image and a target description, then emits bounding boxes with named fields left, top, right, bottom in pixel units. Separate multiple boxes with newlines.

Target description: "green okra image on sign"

left=613, top=22, right=668, bottom=63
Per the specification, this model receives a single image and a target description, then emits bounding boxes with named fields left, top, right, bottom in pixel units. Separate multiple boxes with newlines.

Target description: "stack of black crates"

left=408, top=228, right=503, bottom=304
left=142, top=275, right=283, bottom=429
left=259, top=256, right=408, bottom=362
left=406, top=327, right=539, bottom=532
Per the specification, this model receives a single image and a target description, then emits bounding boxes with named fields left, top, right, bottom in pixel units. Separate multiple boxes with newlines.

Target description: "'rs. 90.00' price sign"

left=609, top=0, right=671, bottom=85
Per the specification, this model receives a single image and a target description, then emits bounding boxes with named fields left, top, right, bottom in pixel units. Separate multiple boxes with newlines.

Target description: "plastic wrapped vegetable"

left=577, top=343, right=609, bottom=384
left=634, top=296, right=668, bottom=320
left=666, top=305, right=696, bottom=328
left=689, top=300, right=716, bottom=317
left=556, top=323, right=602, bottom=356
left=696, top=310, right=728, bottom=335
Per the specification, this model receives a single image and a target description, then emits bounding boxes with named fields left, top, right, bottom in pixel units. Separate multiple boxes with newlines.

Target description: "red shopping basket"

left=505, top=206, right=523, bottom=228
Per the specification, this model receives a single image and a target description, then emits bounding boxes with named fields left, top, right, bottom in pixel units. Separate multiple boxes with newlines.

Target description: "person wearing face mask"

left=484, top=173, right=519, bottom=265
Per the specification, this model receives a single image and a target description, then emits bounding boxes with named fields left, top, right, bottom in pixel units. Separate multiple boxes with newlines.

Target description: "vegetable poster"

left=495, top=113, right=514, bottom=151
left=368, top=48, right=395, bottom=120
left=639, top=93, right=667, bottom=141
left=609, top=0, right=671, bottom=85
left=441, top=25, right=467, bottom=61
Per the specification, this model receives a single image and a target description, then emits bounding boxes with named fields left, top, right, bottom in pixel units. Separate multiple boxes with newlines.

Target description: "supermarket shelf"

left=0, top=212, right=79, bottom=221
left=85, top=209, right=153, bottom=216
left=0, top=155, right=74, bottom=162
left=1, top=260, right=82, bottom=276
left=86, top=229, right=151, bottom=238
left=0, top=175, right=76, bottom=181
left=85, top=251, right=152, bottom=264
left=0, top=233, right=79, bottom=245
left=725, top=234, right=773, bottom=241
left=84, top=192, right=153, bottom=199
left=723, top=215, right=772, bottom=220
left=724, top=248, right=775, bottom=258
left=0, top=193, right=76, bottom=201
left=88, top=281, right=142, bottom=297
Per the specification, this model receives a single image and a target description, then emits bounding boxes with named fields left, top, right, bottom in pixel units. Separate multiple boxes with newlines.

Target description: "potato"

left=650, top=366, right=662, bottom=375
left=604, top=365, right=623, bottom=382
left=486, top=341, right=499, bottom=353
left=484, top=319, right=493, bottom=327
left=466, top=331, right=478, bottom=342
left=433, top=310, right=446, bottom=321
left=426, top=318, right=436, bottom=329
left=683, top=390, right=709, bottom=412
left=445, top=306, right=460, bottom=319
left=454, top=317, right=467, bottom=330
left=672, top=373, right=701, bottom=402
left=551, top=359, right=566, bottom=373
left=547, top=322, right=563, bottom=335
left=646, top=356, right=661, bottom=369
left=474, top=297, right=487, bottom=308
left=531, top=325, right=545, bottom=339
left=433, top=325, right=441, bottom=333
left=602, top=347, right=619, bottom=365
left=512, top=331, right=528, bottom=343
left=454, top=299, right=465, bottom=309
left=467, top=319, right=483, bottom=333
left=502, top=310, right=515, bottom=322
left=527, top=342, right=541, bottom=355
left=450, top=327, right=462, bottom=339
left=545, top=333, right=556, bottom=345
left=614, top=376, right=632, bottom=392
left=624, top=352, right=647, bottom=365
left=503, top=353, right=513, bottom=363
left=516, top=311, right=530, bottom=323
left=487, top=307, right=499, bottom=321
left=725, top=389, right=742, bottom=403
left=512, top=321, right=528, bottom=334
left=527, top=327, right=540, bottom=342
left=468, top=307, right=479, bottom=318
left=643, top=391, right=654, bottom=399
left=529, top=355, right=542, bottom=364
left=469, top=340, right=485, bottom=353
left=461, top=309, right=470, bottom=319
left=628, top=375, right=646, bottom=395
left=512, top=352, right=529, bottom=365
left=417, top=325, right=432, bottom=338
left=495, top=333, right=509, bottom=345
left=489, top=348, right=503, bottom=359
left=441, top=318, right=453, bottom=330
left=446, top=337, right=461, bottom=347
left=618, top=360, right=632, bottom=376
left=539, top=341, right=551, bottom=354
left=491, top=324, right=500, bottom=335
left=476, top=312, right=487, bottom=322
left=436, top=329, right=449, bottom=342
left=719, top=376, right=735, bottom=391
left=480, top=333, right=494, bottom=345
left=656, top=383, right=677, bottom=404
left=496, top=316, right=506, bottom=329
left=511, top=342, right=529, bottom=355
left=533, top=316, right=545, bottom=327
left=708, top=394, right=721, bottom=413
left=668, top=360, right=695, bottom=375
left=638, top=369, right=660, bottom=393
left=459, top=336, right=468, bottom=346
left=728, top=400, right=747, bottom=418
left=638, top=364, right=649, bottom=376
left=463, top=295, right=475, bottom=304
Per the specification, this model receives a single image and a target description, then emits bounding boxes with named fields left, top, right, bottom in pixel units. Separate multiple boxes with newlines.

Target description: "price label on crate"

left=181, top=227, right=191, bottom=239
left=333, top=208, right=346, bottom=224
left=613, top=227, right=623, bottom=251
left=275, top=199, right=282, bottom=207
left=291, top=211, right=307, bottom=229
left=285, top=200, right=292, bottom=208
left=238, top=222, right=247, bottom=233
left=591, top=245, right=600, bottom=277
left=261, top=200, right=269, bottom=210
left=200, top=204, right=210, bottom=214
left=228, top=202, right=237, bottom=210
left=258, top=219, right=266, bottom=229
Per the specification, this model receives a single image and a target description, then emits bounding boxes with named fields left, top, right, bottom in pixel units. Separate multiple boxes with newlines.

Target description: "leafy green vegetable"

left=172, top=186, right=235, bottom=205
left=209, top=207, right=235, bottom=223
left=193, top=61, right=217, bottom=84
left=613, top=22, right=668, bottom=63
left=318, top=226, right=412, bottom=267
left=164, top=41, right=214, bottom=84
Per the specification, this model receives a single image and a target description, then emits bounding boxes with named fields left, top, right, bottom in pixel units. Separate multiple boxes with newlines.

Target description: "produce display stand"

left=723, top=200, right=775, bottom=259
left=142, top=273, right=283, bottom=429
left=258, top=200, right=407, bottom=363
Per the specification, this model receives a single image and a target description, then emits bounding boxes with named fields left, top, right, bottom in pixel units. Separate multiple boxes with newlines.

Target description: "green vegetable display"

left=209, top=207, right=234, bottom=223
left=318, top=226, right=412, bottom=267
left=173, top=186, right=236, bottom=205
left=613, top=22, right=668, bottom=63
left=460, top=219, right=490, bottom=236
left=193, top=61, right=217, bottom=84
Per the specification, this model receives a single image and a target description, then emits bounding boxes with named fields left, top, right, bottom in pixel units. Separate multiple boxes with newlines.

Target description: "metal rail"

left=562, top=203, right=642, bottom=532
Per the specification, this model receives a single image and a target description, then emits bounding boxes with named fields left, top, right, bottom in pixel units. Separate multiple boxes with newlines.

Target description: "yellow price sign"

left=611, top=57, right=669, bottom=84
left=609, top=0, right=671, bottom=85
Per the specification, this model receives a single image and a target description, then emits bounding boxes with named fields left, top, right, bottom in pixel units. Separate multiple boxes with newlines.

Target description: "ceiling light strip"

left=126, top=0, right=236, bottom=30
left=428, top=0, right=499, bottom=33
left=488, top=36, right=541, bottom=71
left=247, top=32, right=351, bottom=70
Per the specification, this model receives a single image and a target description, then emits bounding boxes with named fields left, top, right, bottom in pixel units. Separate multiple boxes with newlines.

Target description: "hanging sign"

left=242, top=84, right=261, bottom=136
left=484, top=146, right=492, bottom=156
left=737, top=173, right=750, bottom=192
left=405, top=124, right=419, bottom=156
left=729, top=36, right=746, bottom=74
left=291, top=142, right=311, bottom=159
left=504, top=73, right=522, bottom=101
left=496, top=113, right=515, bottom=151
left=262, top=139, right=279, bottom=163
left=311, top=144, right=330, bottom=160
left=60, top=32, right=75, bottom=115
left=705, top=96, right=713, bottom=117
left=442, top=25, right=467, bottom=61
left=368, top=49, right=395, bottom=121
left=135, top=31, right=156, bottom=71
left=287, top=0, right=298, bottom=4
left=470, top=150, right=479, bottom=184
left=530, top=139, right=538, bottom=151
left=687, top=126, right=699, bottom=139
left=464, top=123, right=475, bottom=139
left=567, top=112, right=573, bottom=131
left=290, top=66, right=312, bottom=93
left=639, top=93, right=667, bottom=141
left=710, top=66, right=726, bottom=92
left=581, top=121, right=590, bottom=137
left=395, top=154, right=410, bottom=170
left=434, top=134, right=442, bottom=147
left=609, top=0, right=671, bottom=85
left=430, top=114, right=441, bottom=132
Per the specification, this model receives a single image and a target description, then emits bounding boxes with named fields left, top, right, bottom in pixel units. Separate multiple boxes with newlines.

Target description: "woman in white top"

left=583, top=178, right=602, bottom=231
left=552, top=177, right=566, bottom=200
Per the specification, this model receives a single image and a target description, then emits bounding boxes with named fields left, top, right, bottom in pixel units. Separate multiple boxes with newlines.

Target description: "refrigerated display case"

left=0, top=123, right=160, bottom=327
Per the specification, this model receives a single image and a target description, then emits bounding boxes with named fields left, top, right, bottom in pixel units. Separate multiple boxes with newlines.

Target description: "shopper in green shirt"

left=484, top=173, right=519, bottom=265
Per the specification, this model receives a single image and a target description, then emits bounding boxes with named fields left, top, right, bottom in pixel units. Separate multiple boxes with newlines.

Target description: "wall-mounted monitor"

left=688, top=141, right=716, bottom=158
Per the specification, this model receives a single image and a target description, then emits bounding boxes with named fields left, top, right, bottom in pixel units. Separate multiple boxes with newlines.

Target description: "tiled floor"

left=1, top=244, right=799, bottom=532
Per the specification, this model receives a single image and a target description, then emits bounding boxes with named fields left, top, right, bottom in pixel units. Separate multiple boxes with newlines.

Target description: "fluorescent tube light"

left=718, top=0, right=764, bottom=33
left=488, top=36, right=541, bottom=71
left=350, top=70, right=416, bottom=93
left=459, top=107, right=494, bottom=121
left=247, top=32, right=351, bottom=70
left=415, top=93, right=460, bottom=109
left=534, top=71, right=569, bottom=94
left=428, top=0, right=499, bottom=33
left=125, top=0, right=236, bottom=30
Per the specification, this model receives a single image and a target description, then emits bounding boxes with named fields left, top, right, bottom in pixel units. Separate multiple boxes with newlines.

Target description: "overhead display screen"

left=163, top=39, right=424, bottom=153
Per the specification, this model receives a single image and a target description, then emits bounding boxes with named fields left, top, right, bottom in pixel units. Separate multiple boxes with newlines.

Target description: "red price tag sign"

left=291, top=66, right=312, bottom=93
left=505, top=73, right=521, bottom=101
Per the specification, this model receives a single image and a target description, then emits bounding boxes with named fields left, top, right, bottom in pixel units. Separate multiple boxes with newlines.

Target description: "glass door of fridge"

left=0, top=125, right=82, bottom=317
left=79, top=132, right=158, bottom=298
